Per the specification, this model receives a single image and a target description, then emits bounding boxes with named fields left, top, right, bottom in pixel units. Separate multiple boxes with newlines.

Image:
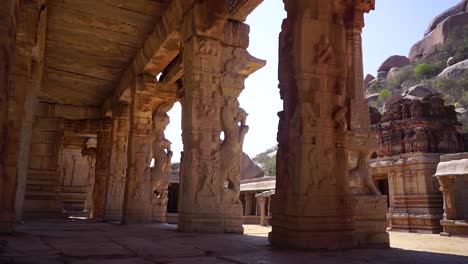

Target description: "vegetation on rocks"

left=252, top=146, right=277, bottom=176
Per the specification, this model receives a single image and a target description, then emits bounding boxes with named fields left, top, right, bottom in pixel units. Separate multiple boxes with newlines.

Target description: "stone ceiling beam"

left=159, top=54, right=183, bottom=85
left=101, top=0, right=195, bottom=117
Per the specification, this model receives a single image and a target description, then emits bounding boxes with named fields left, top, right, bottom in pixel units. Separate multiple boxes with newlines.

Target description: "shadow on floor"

left=0, top=220, right=467, bottom=264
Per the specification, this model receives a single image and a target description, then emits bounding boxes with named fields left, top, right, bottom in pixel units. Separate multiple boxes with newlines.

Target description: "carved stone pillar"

left=92, top=118, right=113, bottom=220
left=122, top=76, right=153, bottom=224
left=1, top=0, right=44, bottom=233
left=271, top=0, right=368, bottom=250
left=82, top=138, right=97, bottom=213
left=343, top=0, right=389, bottom=248
left=438, top=176, right=457, bottom=220
left=0, top=0, right=20, bottom=233
left=103, top=104, right=130, bottom=222
left=178, top=1, right=264, bottom=233
left=150, top=103, right=174, bottom=223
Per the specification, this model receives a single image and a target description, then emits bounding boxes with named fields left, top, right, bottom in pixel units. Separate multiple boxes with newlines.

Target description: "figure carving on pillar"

left=438, top=176, right=457, bottom=220
left=220, top=99, right=249, bottom=201
left=150, top=108, right=173, bottom=222
left=82, top=138, right=97, bottom=212
left=349, top=150, right=381, bottom=195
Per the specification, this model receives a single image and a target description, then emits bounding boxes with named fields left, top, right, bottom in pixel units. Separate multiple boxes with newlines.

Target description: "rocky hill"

left=252, top=146, right=277, bottom=176
left=366, top=0, right=468, bottom=132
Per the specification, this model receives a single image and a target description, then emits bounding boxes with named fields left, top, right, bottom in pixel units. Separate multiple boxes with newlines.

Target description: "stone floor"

left=1, top=220, right=467, bottom=264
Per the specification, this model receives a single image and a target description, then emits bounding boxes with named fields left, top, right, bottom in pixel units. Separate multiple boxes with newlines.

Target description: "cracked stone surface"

left=0, top=220, right=467, bottom=264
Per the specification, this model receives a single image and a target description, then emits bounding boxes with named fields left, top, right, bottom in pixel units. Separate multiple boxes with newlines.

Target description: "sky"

left=165, top=0, right=461, bottom=162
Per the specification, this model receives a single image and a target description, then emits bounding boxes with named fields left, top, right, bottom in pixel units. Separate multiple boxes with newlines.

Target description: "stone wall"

left=24, top=103, right=100, bottom=219
left=370, top=153, right=443, bottom=233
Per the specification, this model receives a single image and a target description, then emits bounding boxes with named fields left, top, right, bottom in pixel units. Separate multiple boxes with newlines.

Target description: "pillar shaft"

left=92, top=118, right=113, bottom=220
left=270, top=0, right=385, bottom=250
left=271, top=0, right=351, bottom=249
left=438, top=176, right=457, bottom=220
left=0, top=0, right=21, bottom=233
left=104, top=105, right=130, bottom=222
left=150, top=103, right=173, bottom=223
left=122, top=76, right=153, bottom=224
left=178, top=2, right=264, bottom=233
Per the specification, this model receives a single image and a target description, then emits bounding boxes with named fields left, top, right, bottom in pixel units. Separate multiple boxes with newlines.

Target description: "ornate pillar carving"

left=104, top=104, right=130, bottom=222
left=178, top=1, right=264, bottom=233
left=122, top=76, right=154, bottom=223
left=270, top=0, right=385, bottom=250
left=343, top=0, right=389, bottom=248
left=150, top=102, right=174, bottom=223
left=438, top=176, right=457, bottom=220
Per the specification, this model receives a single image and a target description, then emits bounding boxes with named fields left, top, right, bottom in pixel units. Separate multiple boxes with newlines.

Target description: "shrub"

left=367, top=81, right=383, bottom=94
left=414, top=63, right=440, bottom=79
left=387, top=64, right=418, bottom=89
left=378, top=89, right=391, bottom=102
left=432, top=77, right=468, bottom=107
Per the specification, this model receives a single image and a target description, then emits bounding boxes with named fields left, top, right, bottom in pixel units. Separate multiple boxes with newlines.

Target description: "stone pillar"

left=438, top=176, right=457, bottom=221
left=270, top=0, right=383, bottom=250
left=258, top=197, right=266, bottom=226
left=150, top=103, right=174, bottom=223
left=267, top=197, right=271, bottom=217
left=92, top=118, right=113, bottom=220
left=82, top=138, right=97, bottom=213
left=343, top=1, right=389, bottom=248
left=0, top=0, right=21, bottom=234
left=178, top=1, right=264, bottom=233
left=1, top=0, right=45, bottom=232
left=122, top=76, right=153, bottom=224
left=103, top=104, right=130, bottom=222
left=244, top=192, right=252, bottom=216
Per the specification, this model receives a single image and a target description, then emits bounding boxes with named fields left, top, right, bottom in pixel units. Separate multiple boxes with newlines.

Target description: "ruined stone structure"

left=0, top=0, right=389, bottom=251
left=370, top=94, right=465, bottom=233
left=434, top=153, right=468, bottom=237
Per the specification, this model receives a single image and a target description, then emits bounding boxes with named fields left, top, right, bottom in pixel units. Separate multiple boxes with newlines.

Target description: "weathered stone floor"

left=1, top=220, right=467, bottom=264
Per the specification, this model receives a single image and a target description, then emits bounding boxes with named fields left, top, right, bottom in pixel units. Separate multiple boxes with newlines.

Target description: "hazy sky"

left=166, top=0, right=460, bottom=162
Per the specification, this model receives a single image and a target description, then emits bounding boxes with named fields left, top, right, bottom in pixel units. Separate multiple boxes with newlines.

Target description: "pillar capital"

left=182, top=0, right=228, bottom=41
left=343, top=0, right=375, bottom=29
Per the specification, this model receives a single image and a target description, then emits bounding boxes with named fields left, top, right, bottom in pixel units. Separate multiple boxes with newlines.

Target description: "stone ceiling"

left=40, top=0, right=170, bottom=106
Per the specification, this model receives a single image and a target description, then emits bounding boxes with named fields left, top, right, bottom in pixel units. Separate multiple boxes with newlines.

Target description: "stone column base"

left=124, top=209, right=151, bottom=224
left=152, top=205, right=167, bottom=223
left=103, top=210, right=123, bottom=223
left=387, top=213, right=442, bottom=234
left=440, top=220, right=468, bottom=237
left=269, top=215, right=355, bottom=250
left=350, top=196, right=390, bottom=248
left=178, top=203, right=244, bottom=234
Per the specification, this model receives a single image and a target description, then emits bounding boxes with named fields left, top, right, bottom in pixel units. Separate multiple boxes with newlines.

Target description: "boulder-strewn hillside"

left=366, top=0, right=468, bottom=132
left=252, top=146, right=277, bottom=176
